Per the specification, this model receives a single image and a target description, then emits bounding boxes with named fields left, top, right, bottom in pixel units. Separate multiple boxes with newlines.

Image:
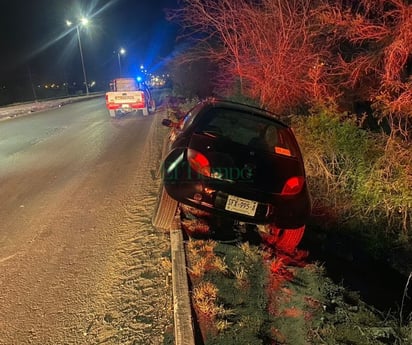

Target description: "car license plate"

left=225, top=195, right=258, bottom=216
left=122, top=104, right=131, bottom=108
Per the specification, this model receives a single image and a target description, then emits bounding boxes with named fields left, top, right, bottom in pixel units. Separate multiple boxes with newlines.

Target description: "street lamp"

left=66, top=18, right=89, bottom=95
left=117, top=48, right=126, bottom=76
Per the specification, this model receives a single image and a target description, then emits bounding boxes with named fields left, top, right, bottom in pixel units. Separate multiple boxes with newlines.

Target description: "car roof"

left=197, top=98, right=288, bottom=128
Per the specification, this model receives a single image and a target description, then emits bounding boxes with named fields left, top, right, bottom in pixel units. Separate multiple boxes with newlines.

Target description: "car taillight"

left=187, top=149, right=211, bottom=177
left=281, top=176, right=304, bottom=195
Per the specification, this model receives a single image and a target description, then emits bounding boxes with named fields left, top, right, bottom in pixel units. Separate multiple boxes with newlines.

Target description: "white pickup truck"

left=105, top=78, right=155, bottom=117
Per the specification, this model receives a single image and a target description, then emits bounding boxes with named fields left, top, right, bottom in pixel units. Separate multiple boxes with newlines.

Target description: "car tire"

left=262, top=225, right=305, bottom=253
left=142, top=106, right=149, bottom=116
left=149, top=99, right=156, bottom=114
left=152, top=186, right=178, bottom=232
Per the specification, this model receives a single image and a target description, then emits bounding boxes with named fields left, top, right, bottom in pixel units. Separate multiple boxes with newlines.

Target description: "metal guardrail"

left=152, top=129, right=196, bottom=344
left=0, top=93, right=104, bottom=121
left=171, top=227, right=196, bottom=345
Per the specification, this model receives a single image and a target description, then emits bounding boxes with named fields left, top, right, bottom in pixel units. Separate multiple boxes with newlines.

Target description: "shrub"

left=292, top=105, right=411, bottom=241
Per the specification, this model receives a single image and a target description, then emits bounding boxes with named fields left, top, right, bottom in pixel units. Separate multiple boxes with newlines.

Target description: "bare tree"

left=316, top=0, right=412, bottom=139
left=168, top=0, right=335, bottom=113
left=169, top=0, right=412, bottom=138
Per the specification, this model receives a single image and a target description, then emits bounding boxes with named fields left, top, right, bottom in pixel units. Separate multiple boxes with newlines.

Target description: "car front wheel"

left=152, top=187, right=178, bottom=232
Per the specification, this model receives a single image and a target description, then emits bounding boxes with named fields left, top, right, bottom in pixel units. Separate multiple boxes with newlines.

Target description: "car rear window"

left=195, top=107, right=299, bottom=157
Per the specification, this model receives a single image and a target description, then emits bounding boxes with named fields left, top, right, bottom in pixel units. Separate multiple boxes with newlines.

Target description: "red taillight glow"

left=274, top=146, right=291, bottom=157
left=281, top=176, right=304, bottom=195
left=187, top=149, right=211, bottom=177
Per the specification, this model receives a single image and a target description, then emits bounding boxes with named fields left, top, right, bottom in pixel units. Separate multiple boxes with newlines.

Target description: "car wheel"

left=262, top=225, right=305, bottom=253
left=142, top=106, right=149, bottom=116
left=149, top=99, right=156, bottom=113
left=152, top=186, right=178, bottom=231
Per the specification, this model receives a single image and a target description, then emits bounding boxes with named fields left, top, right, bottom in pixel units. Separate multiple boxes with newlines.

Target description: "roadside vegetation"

left=179, top=235, right=410, bottom=344
left=293, top=106, right=412, bottom=274
left=166, top=0, right=412, bottom=266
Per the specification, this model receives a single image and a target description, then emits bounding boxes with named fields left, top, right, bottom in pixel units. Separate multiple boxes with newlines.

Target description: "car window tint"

left=196, top=107, right=298, bottom=157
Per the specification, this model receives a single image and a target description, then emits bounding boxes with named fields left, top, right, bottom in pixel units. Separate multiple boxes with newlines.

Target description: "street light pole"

left=66, top=18, right=89, bottom=95
left=117, top=52, right=122, bottom=76
left=117, top=48, right=126, bottom=76
left=76, top=25, right=89, bottom=95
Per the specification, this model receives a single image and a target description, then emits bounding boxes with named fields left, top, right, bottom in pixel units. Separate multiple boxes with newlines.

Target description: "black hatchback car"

left=157, top=99, right=311, bottom=251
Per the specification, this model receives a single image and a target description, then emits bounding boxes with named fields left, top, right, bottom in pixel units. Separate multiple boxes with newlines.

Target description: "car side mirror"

left=161, top=119, right=173, bottom=127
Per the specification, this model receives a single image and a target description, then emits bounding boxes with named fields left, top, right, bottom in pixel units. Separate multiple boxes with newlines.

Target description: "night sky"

left=1, top=0, right=179, bottom=91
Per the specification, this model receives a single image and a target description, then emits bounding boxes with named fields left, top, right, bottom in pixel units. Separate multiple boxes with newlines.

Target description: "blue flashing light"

left=136, top=76, right=142, bottom=82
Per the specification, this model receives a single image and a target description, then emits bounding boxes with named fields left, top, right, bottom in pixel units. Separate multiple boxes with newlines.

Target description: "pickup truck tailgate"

left=106, top=91, right=145, bottom=110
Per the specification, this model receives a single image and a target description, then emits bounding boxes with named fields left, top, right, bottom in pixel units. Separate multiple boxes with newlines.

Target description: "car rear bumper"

left=164, top=180, right=310, bottom=228
left=106, top=102, right=146, bottom=110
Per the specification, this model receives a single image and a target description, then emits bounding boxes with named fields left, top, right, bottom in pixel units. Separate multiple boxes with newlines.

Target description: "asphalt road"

left=0, top=98, right=172, bottom=344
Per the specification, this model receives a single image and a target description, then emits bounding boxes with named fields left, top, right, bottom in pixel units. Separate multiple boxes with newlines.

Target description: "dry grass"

left=187, top=239, right=216, bottom=255
left=192, top=281, right=234, bottom=320
left=188, top=256, right=210, bottom=279
left=181, top=218, right=211, bottom=236
left=215, top=319, right=233, bottom=332
left=186, top=239, right=228, bottom=279
left=293, top=112, right=411, bottom=244
left=238, top=241, right=263, bottom=262
left=192, top=281, right=219, bottom=316
left=233, top=266, right=249, bottom=290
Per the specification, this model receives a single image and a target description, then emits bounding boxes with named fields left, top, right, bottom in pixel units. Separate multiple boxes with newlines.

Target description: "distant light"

left=140, top=64, right=144, bottom=70
left=119, top=48, right=126, bottom=55
left=66, top=20, right=73, bottom=27
left=136, top=76, right=142, bottom=82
